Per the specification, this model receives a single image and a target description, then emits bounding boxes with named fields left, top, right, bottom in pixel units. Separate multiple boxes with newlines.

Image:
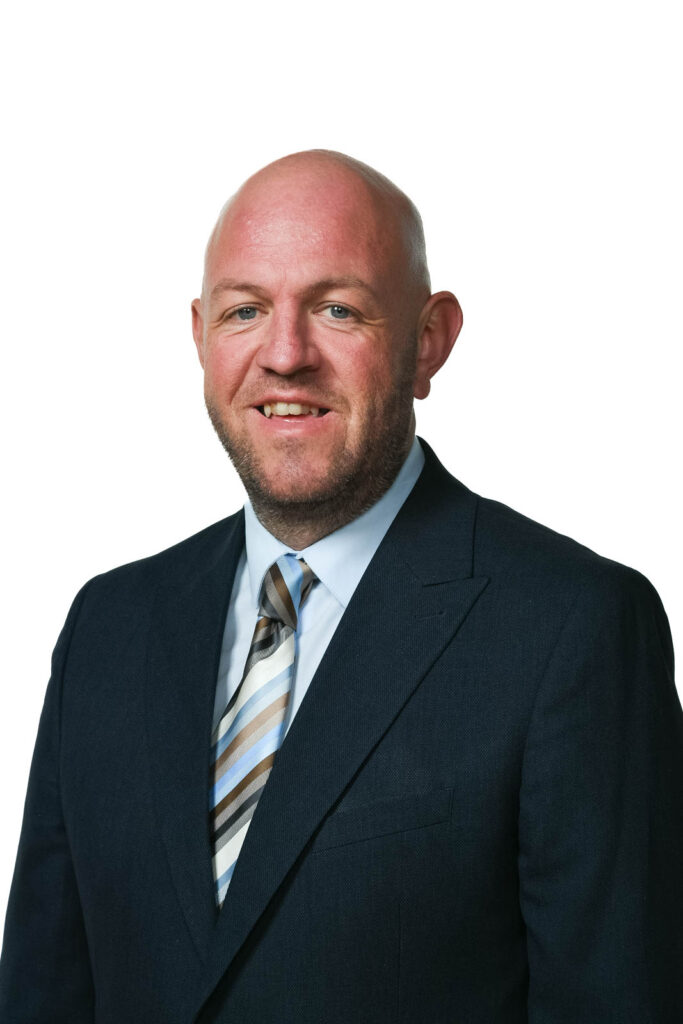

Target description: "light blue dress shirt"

left=212, top=437, right=425, bottom=735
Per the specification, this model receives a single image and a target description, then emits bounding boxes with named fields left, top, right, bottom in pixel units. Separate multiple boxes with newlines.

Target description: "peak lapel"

left=194, top=446, right=489, bottom=1015
left=145, top=513, right=245, bottom=962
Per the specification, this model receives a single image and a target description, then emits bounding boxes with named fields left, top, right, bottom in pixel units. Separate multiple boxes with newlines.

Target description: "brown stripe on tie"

left=217, top=710, right=289, bottom=783
left=210, top=555, right=317, bottom=907
left=268, top=562, right=296, bottom=627
left=213, top=792, right=262, bottom=852
left=213, top=694, right=290, bottom=775
left=211, top=753, right=277, bottom=822
left=212, top=754, right=275, bottom=848
left=213, top=770, right=271, bottom=833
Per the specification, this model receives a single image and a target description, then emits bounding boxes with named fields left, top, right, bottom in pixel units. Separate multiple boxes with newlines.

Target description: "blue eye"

left=328, top=305, right=350, bottom=319
left=236, top=306, right=257, bottom=321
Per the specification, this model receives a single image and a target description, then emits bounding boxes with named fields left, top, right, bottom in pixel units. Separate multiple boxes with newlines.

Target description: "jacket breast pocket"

left=310, top=787, right=453, bottom=853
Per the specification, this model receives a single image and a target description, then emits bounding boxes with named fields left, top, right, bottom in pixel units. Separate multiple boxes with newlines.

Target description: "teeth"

left=262, top=402, right=323, bottom=418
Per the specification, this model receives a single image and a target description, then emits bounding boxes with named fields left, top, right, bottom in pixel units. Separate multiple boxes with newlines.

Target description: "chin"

left=256, top=446, right=342, bottom=485
left=253, top=471, right=341, bottom=507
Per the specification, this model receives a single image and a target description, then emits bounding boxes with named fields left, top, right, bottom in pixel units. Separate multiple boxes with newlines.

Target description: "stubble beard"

left=205, top=348, right=418, bottom=547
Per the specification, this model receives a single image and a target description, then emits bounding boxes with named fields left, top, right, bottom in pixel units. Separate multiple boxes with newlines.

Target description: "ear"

left=191, top=298, right=206, bottom=368
left=413, top=291, right=463, bottom=400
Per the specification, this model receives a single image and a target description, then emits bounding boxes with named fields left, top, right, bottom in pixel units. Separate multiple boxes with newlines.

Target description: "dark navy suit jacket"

left=1, top=442, right=682, bottom=1022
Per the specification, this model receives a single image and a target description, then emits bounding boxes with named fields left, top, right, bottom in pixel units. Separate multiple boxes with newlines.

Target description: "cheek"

left=357, top=352, right=415, bottom=428
left=337, top=342, right=393, bottom=391
left=203, top=344, right=249, bottom=399
left=358, top=352, right=397, bottom=403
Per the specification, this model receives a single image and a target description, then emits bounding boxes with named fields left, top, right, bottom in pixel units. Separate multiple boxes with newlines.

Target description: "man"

left=1, top=150, right=682, bottom=1023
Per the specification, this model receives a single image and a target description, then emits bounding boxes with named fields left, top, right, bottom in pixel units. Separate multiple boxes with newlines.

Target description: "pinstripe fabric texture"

left=210, top=553, right=316, bottom=908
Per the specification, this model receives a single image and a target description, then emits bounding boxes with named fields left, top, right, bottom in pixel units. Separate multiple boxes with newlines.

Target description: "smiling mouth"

left=257, top=403, right=330, bottom=418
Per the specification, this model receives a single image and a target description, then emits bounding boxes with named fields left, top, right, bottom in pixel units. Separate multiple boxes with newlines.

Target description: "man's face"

left=192, top=165, right=425, bottom=525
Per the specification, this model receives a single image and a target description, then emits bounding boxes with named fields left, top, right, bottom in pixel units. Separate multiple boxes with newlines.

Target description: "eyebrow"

left=209, top=276, right=378, bottom=303
left=209, top=279, right=267, bottom=300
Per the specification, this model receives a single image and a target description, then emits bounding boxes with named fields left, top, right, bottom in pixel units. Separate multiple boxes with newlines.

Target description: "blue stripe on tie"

left=211, top=725, right=283, bottom=808
left=278, top=554, right=303, bottom=614
left=215, top=860, right=237, bottom=901
left=212, top=667, right=292, bottom=761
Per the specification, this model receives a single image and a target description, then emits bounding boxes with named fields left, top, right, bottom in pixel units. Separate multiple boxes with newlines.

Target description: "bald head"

left=192, top=148, right=462, bottom=547
left=202, top=149, right=431, bottom=306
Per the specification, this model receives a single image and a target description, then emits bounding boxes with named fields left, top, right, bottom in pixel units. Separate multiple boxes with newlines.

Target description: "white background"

left=1, top=1, right=680, bottom=926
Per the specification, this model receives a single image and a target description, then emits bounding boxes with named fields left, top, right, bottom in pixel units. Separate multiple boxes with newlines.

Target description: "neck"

left=249, top=433, right=415, bottom=550
left=250, top=513, right=348, bottom=551
left=250, top=496, right=367, bottom=550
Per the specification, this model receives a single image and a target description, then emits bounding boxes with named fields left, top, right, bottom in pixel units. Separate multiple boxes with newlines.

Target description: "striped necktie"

left=210, top=553, right=316, bottom=908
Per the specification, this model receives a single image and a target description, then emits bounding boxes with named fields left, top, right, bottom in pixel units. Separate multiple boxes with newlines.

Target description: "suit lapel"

left=194, top=445, right=489, bottom=1014
left=144, top=512, right=245, bottom=962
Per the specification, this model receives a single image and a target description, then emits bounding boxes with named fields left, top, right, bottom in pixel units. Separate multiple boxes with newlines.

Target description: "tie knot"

left=259, top=553, right=316, bottom=631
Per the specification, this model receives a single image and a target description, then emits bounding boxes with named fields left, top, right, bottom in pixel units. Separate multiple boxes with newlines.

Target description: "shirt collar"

left=243, top=436, right=425, bottom=610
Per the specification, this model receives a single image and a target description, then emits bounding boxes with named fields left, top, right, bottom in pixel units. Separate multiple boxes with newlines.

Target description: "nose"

left=255, top=310, right=321, bottom=376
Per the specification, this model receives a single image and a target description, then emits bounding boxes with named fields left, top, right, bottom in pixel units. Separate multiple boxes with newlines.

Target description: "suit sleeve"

left=519, top=566, right=683, bottom=1022
left=0, top=585, right=95, bottom=1024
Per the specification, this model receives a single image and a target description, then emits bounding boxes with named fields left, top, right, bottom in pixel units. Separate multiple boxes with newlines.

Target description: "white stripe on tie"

left=209, top=553, right=316, bottom=909
left=214, top=637, right=295, bottom=746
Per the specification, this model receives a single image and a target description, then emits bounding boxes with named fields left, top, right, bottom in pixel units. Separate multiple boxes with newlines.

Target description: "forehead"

left=205, top=170, right=401, bottom=289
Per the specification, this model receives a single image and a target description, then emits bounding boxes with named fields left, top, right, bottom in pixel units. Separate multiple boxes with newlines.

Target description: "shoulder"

left=419, top=441, right=655, bottom=598
left=455, top=490, right=674, bottom=719
left=70, top=510, right=244, bottom=620
left=474, top=491, right=641, bottom=586
left=477, top=489, right=669, bottom=634
left=464, top=490, right=673, bottom=682
left=418, top=441, right=666, bottom=635
left=475, top=490, right=660, bottom=604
